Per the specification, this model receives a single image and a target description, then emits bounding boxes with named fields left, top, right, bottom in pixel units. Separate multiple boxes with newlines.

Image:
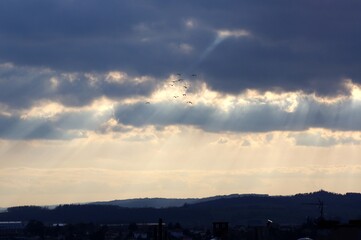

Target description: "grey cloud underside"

left=290, top=132, right=361, bottom=147
left=114, top=98, right=361, bottom=132
left=1, top=96, right=361, bottom=140
left=0, top=65, right=156, bottom=108
left=1, top=0, right=361, bottom=95
left=0, top=110, right=111, bottom=140
left=0, top=115, right=79, bottom=140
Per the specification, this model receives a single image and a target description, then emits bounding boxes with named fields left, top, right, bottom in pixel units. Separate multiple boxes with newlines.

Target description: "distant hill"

left=1, top=191, right=361, bottom=227
left=92, top=197, right=199, bottom=208
left=90, top=194, right=263, bottom=208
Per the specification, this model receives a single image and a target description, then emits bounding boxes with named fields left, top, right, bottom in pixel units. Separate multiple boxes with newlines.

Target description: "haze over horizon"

left=0, top=189, right=347, bottom=209
left=1, top=0, right=361, bottom=208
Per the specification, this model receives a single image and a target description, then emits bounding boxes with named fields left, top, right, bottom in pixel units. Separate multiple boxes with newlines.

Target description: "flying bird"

left=183, top=93, right=186, bottom=96
left=191, top=74, right=197, bottom=77
left=174, top=96, right=179, bottom=98
left=187, top=101, right=193, bottom=104
left=176, top=73, right=182, bottom=76
left=145, top=101, right=150, bottom=104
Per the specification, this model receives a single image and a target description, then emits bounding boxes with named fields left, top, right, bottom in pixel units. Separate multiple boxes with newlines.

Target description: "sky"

left=1, top=0, right=361, bottom=207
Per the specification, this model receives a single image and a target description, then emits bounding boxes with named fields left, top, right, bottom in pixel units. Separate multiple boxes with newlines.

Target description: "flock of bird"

left=145, top=73, right=196, bottom=105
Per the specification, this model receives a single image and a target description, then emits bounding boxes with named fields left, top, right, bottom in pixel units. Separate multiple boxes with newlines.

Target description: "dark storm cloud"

left=0, top=64, right=156, bottom=108
left=114, top=97, right=361, bottom=132
left=0, top=0, right=200, bottom=75
left=1, top=0, right=361, bottom=95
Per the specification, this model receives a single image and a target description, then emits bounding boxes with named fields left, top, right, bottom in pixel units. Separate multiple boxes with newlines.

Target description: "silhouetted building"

left=213, top=222, right=228, bottom=240
left=316, top=219, right=361, bottom=240
left=0, top=221, right=24, bottom=237
left=153, top=218, right=167, bottom=240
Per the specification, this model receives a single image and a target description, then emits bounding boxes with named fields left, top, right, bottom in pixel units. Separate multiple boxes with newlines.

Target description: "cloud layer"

left=0, top=63, right=156, bottom=109
left=1, top=0, right=361, bottom=141
left=114, top=95, right=361, bottom=133
left=2, top=82, right=361, bottom=143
